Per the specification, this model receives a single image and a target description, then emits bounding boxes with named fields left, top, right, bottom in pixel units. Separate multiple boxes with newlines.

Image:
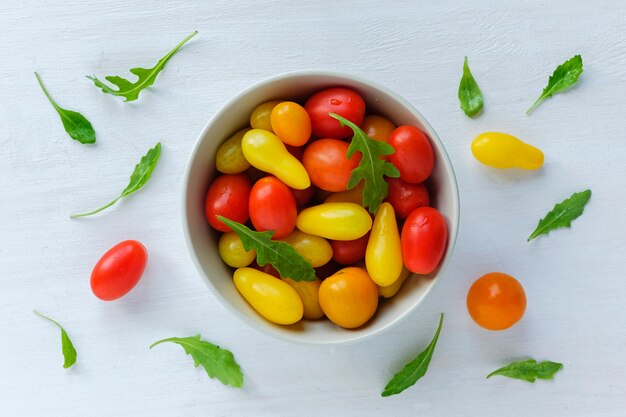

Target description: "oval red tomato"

left=330, top=232, right=370, bottom=265
left=305, top=88, right=366, bottom=139
left=91, top=240, right=148, bottom=301
left=205, top=173, right=251, bottom=232
left=249, top=176, right=297, bottom=239
left=388, top=126, right=435, bottom=184
left=302, top=138, right=361, bottom=192
left=385, top=177, right=430, bottom=219
left=401, top=207, right=447, bottom=274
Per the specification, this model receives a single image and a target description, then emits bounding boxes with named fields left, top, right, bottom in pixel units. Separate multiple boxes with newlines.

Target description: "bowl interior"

left=183, top=72, right=459, bottom=344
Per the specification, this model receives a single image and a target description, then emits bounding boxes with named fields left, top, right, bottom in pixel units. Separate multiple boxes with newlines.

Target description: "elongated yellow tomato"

left=283, top=278, right=324, bottom=319
left=216, top=128, right=251, bottom=174
left=218, top=232, right=256, bottom=268
left=471, top=132, right=544, bottom=170
left=324, top=181, right=364, bottom=205
left=296, top=202, right=372, bottom=241
left=378, top=267, right=410, bottom=298
left=250, top=100, right=281, bottom=132
left=233, top=267, right=303, bottom=325
left=241, top=129, right=311, bottom=190
left=365, top=202, right=403, bottom=286
left=279, top=230, right=332, bottom=268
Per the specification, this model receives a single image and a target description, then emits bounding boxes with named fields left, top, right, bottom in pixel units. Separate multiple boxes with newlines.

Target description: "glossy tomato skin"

left=385, top=177, right=430, bottom=220
left=330, top=232, right=370, bottom=265
left=388, top=126, right=435, bottom=184
left=91, top=240, right=148, bottom=301
left=361, top=114, right=396, bottom=142
left=467, top=272, right=527, bottom=330
left=305, top=88, right=366, bottom=139
left=249, top=176, right=297, bottom=239
left=270, top=101, right=312, bottom=147
left=318, top=267, right=378, bottom=329
left=205, top=173, right=251, bottom=232
left=401, top=207, right=447, bottom=274
left=303, top=139, right=361, bottom=192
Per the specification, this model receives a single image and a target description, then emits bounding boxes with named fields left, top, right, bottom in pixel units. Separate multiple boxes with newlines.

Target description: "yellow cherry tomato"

left=323, top=181, right=364, bottom=205
left=471, top=132, right=544, bottom=170
left=270, top=101, right=312, bottom=147
left=218, top=232, right=256, bottom=268
left=361, top=115, right=396, bottom=142
left=233, top=267, right=303, bottom=325
left=283, top=278, right=324, bottom=320
left=319, top=267, right=378, bottom=329
left=241, top=129, right=311, bottom=189
left=378, top=267, right=410, bottom=298
left=365, top=202, right=403, bottom=286
left=296, top=202, right=372, bottom=241
left=279, top=230, right=332, bottom=268
left=215, top=128, right=252, bottom=174
left=250, top=100, right=281, bottom=132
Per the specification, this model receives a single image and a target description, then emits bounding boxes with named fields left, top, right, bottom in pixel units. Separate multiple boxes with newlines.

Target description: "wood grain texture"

left=1, top=0, right=625, bottom=416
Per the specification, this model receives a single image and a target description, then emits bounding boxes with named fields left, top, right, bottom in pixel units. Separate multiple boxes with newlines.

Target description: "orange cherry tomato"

left=318, top=267, right=378, bottom=329
left=361, top=115, right=396, bottom=142
left=467, top=272, right=527, bottom=331
left=271, top=101, right=312, bottom=146
left=302, top=138, right=361, bottom=192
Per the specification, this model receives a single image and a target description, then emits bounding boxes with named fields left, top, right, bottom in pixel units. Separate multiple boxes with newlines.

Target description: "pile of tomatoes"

left=205, top=87, right=448, bottom=329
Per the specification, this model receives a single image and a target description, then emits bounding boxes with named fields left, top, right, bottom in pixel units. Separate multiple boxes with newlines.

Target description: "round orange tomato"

left=318, top=267, right=378, bottom=329
left=302, top=138, right=361, bottom=192
left=361, top=114, right=395, bottom=142
left=466, top=272, right=527, bottom=330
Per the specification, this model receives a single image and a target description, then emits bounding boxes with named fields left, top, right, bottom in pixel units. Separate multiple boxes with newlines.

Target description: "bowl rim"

left=181, top=70, right=460, bottom=345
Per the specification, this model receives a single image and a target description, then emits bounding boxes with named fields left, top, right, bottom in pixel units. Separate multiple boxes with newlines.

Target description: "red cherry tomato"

left=330, top=232, right=370, bottom=265
left=91, top=240, right=148, bottom=301
left=205, top=173, right=251, bottom=232
left=305, top=88, right=366, bottom=139
left=291, top=186, right=316, bottom=207
left=249, top=176, right=297, bottom=239
left=385, top=177, right=430, bottom=219
left=302, top=138, right=361, bottom=192
left=388, top=126, right=435, bottom=183
left=401, top=207, right=447, bottom=274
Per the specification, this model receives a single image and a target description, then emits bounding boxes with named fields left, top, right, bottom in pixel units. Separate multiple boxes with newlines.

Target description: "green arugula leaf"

left=528, top=189, right=591, bottom=241
left=71, top=142, right=161, bottom=218
left=458, top=57, right=484, bottom=117
left=382, top=313, right=443, bottom=397
left=329, top=113, right=400, bottom=214
left=527, top=55, right=583, bottom=114
left=487, top=359, right=563, bottom=383
left=218, top=217, right=316, bottom=282
left=87, top=31, right=197, bottom=102
left=150, top=335, right=243, bottom=388
left=35, top=72, right=96, bottom=144
left=34, top=310, right=77, bottom=369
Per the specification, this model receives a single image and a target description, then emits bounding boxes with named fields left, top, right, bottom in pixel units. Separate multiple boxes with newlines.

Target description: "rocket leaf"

left=458, top=56, right=484, bottom=117
left=329, top=113, right=400, bottom=214
left=528, top=189, right=591, bottom=241
left=527, top=55, right=583, bottom=114
left=487, top=359, right=563, bottom=383
left=218, top=217, right=316, bottom=282
left=34, top=310, right=77, bottom=369
left=87, top=31, right=197, bottom=102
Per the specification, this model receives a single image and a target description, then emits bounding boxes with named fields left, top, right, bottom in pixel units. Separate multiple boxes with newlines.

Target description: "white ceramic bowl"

left=182, top=71, right=459, bottom=344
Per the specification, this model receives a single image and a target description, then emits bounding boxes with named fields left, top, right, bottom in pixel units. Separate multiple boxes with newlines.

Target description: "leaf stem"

left=34, top=309, right=63, bottom=330
left=34, top=72, right=60, bottom=111
left=70, top=197, right=120, bottom=219
left=526, top=97, right=544, bottom=114
left=150, top=337, right=179, bottom=349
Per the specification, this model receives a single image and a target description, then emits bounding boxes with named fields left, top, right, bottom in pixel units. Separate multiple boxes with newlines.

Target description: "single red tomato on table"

left=205, top=173, right=251, bottom=232
left=305, top=88, right=365, bottom=139
left=385, top=177, right=430, bottom=219
left=302, top=138, right=361, bottom=192
left=91, top=240, right=148, bottom=301
left=249, top=176, right=297, bottom=239
left=467, top=272, right=527, bottom=330
left=388, top=126, right=435, bottom=184
left=401, top=206, right=447, bottom=274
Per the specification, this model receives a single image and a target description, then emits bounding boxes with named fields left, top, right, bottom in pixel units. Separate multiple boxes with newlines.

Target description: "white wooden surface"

left=2, top=1, right=625, bottom=416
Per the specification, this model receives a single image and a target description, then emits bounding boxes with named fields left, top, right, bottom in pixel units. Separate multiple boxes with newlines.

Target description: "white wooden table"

left=2, top=1, right=625, bottom=416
